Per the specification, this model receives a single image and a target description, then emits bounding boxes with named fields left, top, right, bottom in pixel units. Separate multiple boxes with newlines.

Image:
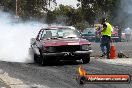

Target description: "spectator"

left=124, top=27, right=132, bottom=42
left=100, top=18, right=112, bottom=59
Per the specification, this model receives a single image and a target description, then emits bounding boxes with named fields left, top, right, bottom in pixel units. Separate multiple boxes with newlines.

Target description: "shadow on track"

left=30, top=59, right=84, bottom=67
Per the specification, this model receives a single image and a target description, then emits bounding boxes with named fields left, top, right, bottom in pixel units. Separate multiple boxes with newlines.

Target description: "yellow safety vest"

left=101, top=22, right=112, bottom=36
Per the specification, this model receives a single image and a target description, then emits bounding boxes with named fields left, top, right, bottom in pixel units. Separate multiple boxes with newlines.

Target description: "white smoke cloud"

left=117, top=0, right=132, bottom=27
left=120, top=0, right=132, bottom=14
left=0, top=10, right=47, bottom=63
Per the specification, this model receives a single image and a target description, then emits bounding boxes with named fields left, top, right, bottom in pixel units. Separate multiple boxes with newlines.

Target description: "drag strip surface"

left=91, top=42, right=132, bottom=57
left=0, top=59, right=132, bottom=88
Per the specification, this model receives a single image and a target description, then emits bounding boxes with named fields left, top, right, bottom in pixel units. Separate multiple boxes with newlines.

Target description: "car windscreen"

left=42, top=28, right=81, bottom=39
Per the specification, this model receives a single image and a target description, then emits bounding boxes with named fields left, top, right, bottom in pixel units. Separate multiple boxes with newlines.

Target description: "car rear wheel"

left=82, top=54, right=90, bottom=64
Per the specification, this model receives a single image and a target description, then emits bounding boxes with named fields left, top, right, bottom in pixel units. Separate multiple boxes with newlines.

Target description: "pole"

left=16, top=0, right=18, bottom=16
left=15, top=0, right=19, bottom=19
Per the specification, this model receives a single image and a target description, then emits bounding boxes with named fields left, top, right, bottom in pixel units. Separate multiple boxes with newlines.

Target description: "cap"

left=101, top=18, right=107, bottom=24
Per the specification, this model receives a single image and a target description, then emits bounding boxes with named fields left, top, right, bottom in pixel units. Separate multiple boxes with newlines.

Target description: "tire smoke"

left=0, top=10, right=47, bottom=63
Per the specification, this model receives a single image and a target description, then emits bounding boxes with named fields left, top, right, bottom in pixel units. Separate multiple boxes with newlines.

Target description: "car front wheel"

left=40, top=56, right=48, bottom=66
left=34, top=54, right=38, bottom=63
left=29, top=47, right=39, bottom=63
left=39, top=49, right=47, bottom=66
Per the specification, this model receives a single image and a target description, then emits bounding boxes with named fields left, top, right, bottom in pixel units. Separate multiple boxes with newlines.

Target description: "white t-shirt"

left=124, top=28, right=132, bottom=34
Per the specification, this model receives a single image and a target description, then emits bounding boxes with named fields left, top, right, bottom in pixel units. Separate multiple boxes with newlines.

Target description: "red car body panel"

left=43, top=38, right=91, bottom=47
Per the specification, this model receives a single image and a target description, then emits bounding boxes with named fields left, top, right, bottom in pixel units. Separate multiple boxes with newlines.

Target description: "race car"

left=30, top=26, right=92, bottom=65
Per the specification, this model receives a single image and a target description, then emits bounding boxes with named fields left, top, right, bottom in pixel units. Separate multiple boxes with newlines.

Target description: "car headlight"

left=81, top=44, right=92, bottom=50
left=46, top=47, right=56, bottom=52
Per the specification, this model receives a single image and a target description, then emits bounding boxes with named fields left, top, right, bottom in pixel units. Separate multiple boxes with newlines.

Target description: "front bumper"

left=42, top=50, right=93, bottom=57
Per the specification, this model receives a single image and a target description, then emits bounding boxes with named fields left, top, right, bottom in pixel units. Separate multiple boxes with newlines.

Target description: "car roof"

left=85, top=28, right=96, bottom=30
left=83, top=28, right=96, bottom=32
left=42, top=26, right=76, bottom=30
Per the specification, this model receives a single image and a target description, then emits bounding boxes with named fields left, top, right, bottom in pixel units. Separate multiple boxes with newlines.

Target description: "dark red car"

left=30, top=26, right=92, bottom=65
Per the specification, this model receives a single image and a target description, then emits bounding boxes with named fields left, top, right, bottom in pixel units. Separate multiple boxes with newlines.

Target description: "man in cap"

left=100, top=18, right=112, bottom=59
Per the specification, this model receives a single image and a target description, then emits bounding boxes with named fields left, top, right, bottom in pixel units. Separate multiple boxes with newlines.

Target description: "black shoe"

left=107, top=55, right=110, bottom=59
left=100, top=54, right=105, bottom=57
left=107, top=57, right=110, bottom=59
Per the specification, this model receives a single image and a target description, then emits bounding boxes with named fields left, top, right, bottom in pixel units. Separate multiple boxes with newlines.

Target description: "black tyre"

left=40, top=56, right=47, bottom=66
left=34, top=54, right=38, bottom=63
left=39, top=49, right=47, bottom=66
left=82, top=54, right=90, bottom=64
left=29, top=48, right=38, bottom=63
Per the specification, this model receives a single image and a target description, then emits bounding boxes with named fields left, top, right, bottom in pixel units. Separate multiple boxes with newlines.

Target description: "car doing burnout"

left=30, top=26, right=92, bottom=65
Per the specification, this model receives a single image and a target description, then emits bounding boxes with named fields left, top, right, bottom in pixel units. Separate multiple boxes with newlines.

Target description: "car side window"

left=37, top=29, right=45, bottom=41
left=41, top=30, right=46, bottom=39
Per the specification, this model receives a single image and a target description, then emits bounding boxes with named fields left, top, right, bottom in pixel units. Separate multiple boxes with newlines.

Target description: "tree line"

left=0, top=0, right=124, bottom=30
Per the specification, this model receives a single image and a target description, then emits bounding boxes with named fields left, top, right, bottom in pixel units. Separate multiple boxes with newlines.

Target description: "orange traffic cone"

left=109, top=43, right=116, bottom=59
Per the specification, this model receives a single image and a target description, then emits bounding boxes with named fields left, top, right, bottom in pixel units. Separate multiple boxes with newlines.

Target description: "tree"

left=77, top=0, right=116, bottom=24
left=0, top=0, right=16, bottom=12
left=0, top=0, right=57, bottom=20
left=46, top=4, right=84, bottom=27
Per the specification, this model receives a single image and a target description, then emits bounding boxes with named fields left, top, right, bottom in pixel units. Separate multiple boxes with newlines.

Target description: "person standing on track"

left=100, top=18, right=112, bottom=59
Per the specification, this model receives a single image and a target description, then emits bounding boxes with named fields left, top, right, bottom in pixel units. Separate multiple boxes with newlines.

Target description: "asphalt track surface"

left=91, top=41, right=132, bottom=57
left=0, top=42, right=132, bottom=88
left=0, top=58, right=132, bottom=88
left=0, top=79, right=10, bottom=88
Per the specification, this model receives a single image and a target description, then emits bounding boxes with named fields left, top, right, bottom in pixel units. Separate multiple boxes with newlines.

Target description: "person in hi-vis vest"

left=100, top=18, right=112, bottom=59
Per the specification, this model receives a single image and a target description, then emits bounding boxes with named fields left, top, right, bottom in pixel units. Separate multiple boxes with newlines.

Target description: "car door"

left=32, top=29, right=45, bottom=55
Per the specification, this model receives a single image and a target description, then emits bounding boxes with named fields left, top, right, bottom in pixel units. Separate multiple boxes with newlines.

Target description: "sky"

left=56, top=0, right=80, bottom=8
